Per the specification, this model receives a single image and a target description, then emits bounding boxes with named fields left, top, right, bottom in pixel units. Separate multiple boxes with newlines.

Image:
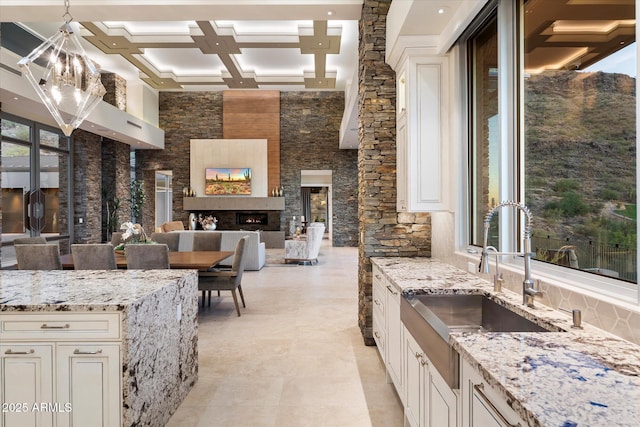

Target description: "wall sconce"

left=18, top=0, right=106, bottom=136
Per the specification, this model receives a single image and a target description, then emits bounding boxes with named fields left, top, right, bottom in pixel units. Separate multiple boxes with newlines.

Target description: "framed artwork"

left=205, top=167, right=252, bottom=195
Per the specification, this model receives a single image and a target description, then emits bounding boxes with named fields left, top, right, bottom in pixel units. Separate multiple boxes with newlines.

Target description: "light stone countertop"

left=371, top=257, right=640, bottom=427
left=0, top=269, right=197, bottom=311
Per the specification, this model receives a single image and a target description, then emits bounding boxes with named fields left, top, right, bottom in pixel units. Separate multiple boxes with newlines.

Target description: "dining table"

left=60, top=250, right=234, bottom=271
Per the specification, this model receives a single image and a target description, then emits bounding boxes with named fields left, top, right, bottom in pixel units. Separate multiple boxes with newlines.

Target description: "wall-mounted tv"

left=205, top=167, right=252, bottom=195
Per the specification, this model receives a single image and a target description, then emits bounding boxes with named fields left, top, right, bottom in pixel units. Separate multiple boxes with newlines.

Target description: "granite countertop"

left=0, top=270, right=198, bottom=312
left=371, top=257, right=640, bottom=427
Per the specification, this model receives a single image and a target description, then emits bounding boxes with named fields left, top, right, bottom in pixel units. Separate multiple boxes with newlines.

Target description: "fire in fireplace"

left=237, top=212, right=268, bottom=225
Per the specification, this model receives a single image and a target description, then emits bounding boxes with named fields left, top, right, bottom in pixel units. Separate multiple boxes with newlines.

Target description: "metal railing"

left=532, top=235, right=637, bottom=283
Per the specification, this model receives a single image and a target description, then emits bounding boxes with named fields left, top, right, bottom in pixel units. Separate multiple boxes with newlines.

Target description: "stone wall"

left=357, top=0, right=432, bottom=344
left=101, top=73, right=127, bottom=111
left=138, top=91, right=358, bottom=245
left=101, top=139, right=132, bottom=240
left=280, top=91, right=358, bottom=246
left=138, top=92, right=223, bottom=231
left=72, top=130, right=103, bottom=244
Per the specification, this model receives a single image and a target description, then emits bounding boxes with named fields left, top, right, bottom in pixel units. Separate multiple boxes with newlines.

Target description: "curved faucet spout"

left=481, top=201, right=540, bottom=306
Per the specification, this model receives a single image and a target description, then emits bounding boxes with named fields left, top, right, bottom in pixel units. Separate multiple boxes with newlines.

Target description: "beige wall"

left=189, top=139, right=268, bottom=197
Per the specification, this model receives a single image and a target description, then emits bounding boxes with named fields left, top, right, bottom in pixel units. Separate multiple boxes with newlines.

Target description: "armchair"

left=284, top=223, right=325, bottom=265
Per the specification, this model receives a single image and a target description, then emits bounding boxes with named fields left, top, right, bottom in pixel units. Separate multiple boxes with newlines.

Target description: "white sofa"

left=171, top=230, right=266, bottom=270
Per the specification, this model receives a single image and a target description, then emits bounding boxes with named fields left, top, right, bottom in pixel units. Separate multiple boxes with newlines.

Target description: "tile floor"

left=166, top=242, right=404, bottom=426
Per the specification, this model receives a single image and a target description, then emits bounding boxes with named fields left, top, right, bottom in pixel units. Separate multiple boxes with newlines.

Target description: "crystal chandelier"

left=18, top=0, right=106, bottom=136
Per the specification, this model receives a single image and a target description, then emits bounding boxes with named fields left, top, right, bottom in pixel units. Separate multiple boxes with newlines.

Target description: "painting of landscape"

left=205, top=168, right=252, bottom=195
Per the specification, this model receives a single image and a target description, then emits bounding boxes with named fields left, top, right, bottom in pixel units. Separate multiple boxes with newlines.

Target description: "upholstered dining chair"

left=125, top=244, right=170, bottom=269
left=150, top=232, right=180, bottom=252
left=14, top=236, right=47, bottom=245
left=15, top=244, right=62, bottom=270
left=71, top=243, right=117, bottom=270
left=160, top=221, right=185, bottom=233
left=192, top=232, right=222, bottom=252
left=198, top=236, right=248, bottom=315
left=110, top=232, right=123, bottom=247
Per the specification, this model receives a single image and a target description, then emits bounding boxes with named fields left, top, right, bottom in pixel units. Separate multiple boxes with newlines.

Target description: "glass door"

left=1, top=113, right=71, bottom=267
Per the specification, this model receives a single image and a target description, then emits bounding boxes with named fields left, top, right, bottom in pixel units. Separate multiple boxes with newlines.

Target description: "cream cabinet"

left=0, top=313, right=121, bottom=427
left=460, top=359, right=525, bottom=427
left=0, top=344, right=54, bottom=427
left=396, top=55, right=450, bottom=212
left=372, top=265, right=404, bottom=404
left=404, top=325, right=458, bottom=427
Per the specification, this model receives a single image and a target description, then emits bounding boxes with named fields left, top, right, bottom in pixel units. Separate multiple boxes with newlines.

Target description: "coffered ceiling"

left=0, top=0, right=363, bottom=92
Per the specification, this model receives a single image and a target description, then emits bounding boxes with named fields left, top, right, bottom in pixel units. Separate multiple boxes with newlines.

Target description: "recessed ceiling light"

left=327, top=10, right=335, bottom=16
left=318, top=42, right=323, bottom=46
left=215, top=42, right=220, bottom=46
left=13, top=97, right=19, bottom=100
left=437, top=7, right=448, bottom=15
left=112, top=42, right=117, bottom=46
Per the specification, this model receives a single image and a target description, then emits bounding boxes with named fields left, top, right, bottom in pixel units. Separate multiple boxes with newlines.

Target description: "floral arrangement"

left=114, top=222, right=149, bottom=250
left=198, top=214, right=218, bottom=230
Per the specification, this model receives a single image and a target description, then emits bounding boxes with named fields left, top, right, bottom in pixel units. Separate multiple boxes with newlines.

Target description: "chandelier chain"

left=62, top=0, right=73, bottom=23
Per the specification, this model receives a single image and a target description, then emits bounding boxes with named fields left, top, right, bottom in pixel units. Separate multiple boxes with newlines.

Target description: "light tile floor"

left=166, top=242, right=404, bottom=427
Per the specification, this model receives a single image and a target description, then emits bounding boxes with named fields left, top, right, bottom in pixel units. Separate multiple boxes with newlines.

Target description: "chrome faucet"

left=478, top=201, right=542, bottom=307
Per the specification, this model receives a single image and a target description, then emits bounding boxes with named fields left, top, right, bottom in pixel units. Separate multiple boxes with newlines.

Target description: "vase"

left=204, top=223, right=217, bottom=231
left=189, top=213, right=197, bottom=230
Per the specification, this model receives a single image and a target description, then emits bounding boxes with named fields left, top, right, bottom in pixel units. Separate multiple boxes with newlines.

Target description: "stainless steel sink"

left=401, top=294, right=563, bottom=389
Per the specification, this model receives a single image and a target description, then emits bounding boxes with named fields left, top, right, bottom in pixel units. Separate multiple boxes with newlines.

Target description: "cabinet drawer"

left=0, top=313, right=121, bottom=341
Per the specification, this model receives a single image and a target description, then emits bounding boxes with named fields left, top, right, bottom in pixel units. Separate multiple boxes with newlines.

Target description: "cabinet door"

left=0, top=344, right=54, bottom=427
left=428, top=366, right=458, bottom=427
left=403, top=328, right=425, bottom=427
left=386, top=284, right=403, bottom=397
left=396, top=118, right=408, bottom=211
left=56, top=344, right=121, bottom=427
left=461, top=359, right=524, bottom=427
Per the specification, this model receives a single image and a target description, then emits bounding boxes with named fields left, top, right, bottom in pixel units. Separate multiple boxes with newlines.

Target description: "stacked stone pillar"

left=358, top=0, right=432, bottom=344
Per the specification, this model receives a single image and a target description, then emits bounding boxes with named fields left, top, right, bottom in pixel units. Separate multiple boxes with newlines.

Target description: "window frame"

left=460, top=0, right=640, bottom=305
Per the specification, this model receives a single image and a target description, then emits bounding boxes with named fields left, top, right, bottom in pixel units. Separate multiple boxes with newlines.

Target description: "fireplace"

left=237, top=212, right=268, bottom=225
left=189, top=210, right=280, bottom=231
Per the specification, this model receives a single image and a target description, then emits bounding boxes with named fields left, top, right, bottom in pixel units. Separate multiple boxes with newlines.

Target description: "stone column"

left=358, top=0, right=432, bottom=344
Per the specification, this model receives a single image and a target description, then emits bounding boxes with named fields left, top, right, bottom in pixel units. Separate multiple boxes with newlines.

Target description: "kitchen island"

left=0, top=269, right=199, bottom=427
left=371, top=257, right=640, bottom=427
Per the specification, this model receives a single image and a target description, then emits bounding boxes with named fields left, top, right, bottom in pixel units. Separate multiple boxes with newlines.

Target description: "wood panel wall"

left=222, top=90, right=280, bottom=192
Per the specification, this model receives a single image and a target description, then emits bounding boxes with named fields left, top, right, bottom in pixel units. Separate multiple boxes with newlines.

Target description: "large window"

left=468, top=0, right=637, bottom=299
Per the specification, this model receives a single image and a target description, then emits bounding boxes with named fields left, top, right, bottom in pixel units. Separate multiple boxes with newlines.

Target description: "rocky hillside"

left=524, top=70, right=636, bottom=246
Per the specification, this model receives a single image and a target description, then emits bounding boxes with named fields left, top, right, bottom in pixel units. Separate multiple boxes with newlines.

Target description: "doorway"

left=301, top=170, right=332, bottom=239
left=155, top=171, right=173, bottom=228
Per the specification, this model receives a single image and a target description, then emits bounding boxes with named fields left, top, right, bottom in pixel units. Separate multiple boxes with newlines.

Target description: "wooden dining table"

left=60, top=250, right=234, bottom=271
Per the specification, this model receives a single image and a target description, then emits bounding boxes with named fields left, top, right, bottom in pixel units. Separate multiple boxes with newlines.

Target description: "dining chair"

left=192, top=232, right=222, bottom=252
left=14, top=236, right=47, bottom=245
left=150, top=232, right=180, bottom=252
left=15, top=244, right=62, bottom=270
left=71, top=243, right=117, bottom=270
left=198, top=236, right=248, bottom=315
left=125, top=244, right=170, bottom=269
left=110, top=232, right=123, bottom=247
